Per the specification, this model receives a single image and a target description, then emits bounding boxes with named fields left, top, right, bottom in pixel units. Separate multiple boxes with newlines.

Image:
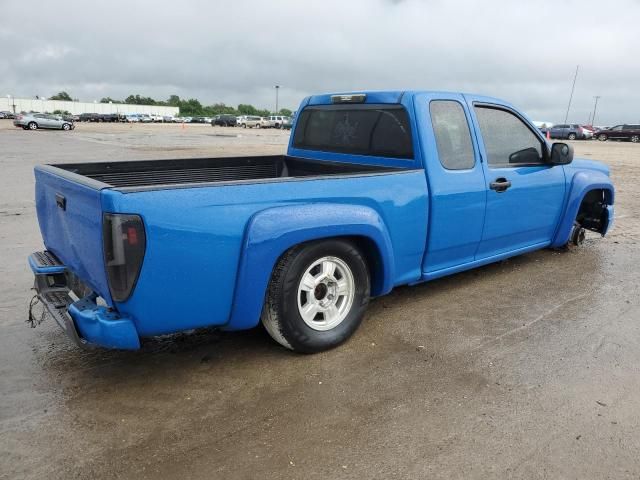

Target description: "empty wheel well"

left=576, top=189, right=612, bottom=233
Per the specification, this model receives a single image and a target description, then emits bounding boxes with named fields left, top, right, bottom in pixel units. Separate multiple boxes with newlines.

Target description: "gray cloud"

left=1, top=0, right=638, bottom=124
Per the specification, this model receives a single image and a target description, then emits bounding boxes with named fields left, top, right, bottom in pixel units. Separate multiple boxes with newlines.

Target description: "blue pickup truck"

left=29, top=91, right=615, bottom=353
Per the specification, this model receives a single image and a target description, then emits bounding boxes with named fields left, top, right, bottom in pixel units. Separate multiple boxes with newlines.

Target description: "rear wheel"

left=262, top=239, right=370, bottom=353
left=568, top=133, right=577, bottom=140
left=28, top=122, right=38, bottom=130
left=631, top=135, right=639, bottom=143
left=242, top=123, right=247, bottom=128
left=598, top=133, right=608, bottom=141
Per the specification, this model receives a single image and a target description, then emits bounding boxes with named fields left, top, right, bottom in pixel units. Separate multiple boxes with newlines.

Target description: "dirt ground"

left=1, top=120, right=639, bottom=480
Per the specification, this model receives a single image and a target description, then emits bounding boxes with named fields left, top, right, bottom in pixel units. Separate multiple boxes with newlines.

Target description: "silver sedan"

left=13, top=113, right=75, bottom=131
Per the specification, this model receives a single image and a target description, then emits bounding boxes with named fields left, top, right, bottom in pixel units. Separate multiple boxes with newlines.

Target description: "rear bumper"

left=29, top=251, right=140, bottom=350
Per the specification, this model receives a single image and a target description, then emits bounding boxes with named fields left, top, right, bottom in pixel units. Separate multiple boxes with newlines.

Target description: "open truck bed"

left=46, top=155, right=402, bottom=191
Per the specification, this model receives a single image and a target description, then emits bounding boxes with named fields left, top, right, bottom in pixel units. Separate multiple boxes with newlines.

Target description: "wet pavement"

left=1, top=121, right=639, bottom=479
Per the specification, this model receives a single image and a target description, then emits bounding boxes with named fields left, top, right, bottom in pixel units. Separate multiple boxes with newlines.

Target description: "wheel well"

left=577, top=189, right=612, bottom=233
left=346, top=236, right=385, bottom=296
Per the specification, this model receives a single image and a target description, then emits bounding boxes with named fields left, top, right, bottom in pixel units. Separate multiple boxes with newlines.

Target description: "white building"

left=0, top=97, right=179, bottom=116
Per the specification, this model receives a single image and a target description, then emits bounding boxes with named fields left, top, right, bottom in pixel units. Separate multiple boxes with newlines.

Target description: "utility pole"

left=563, top=65, right=579, bottom=124
left=591, top=96, right=601, bottom=126
left=275, top=85, right=280, bottom=115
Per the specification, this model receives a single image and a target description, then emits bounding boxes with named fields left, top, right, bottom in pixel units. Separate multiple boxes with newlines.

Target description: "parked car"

left=14, top=113, right=74, bottom=130
left=596, top=124, right=640, bottom=143
left=162, top=115, right=175, bottom=123
left=547, top=124, right=587, bottom=140
left=580, top=125, right=596, bottom=139
left=138, top=114, right=152, bottom=123
left=99, top=113, right=120, bottom=123
left=28, top=90, right=614, bottom=353
left=212, top=114, right=238, bottom=127
left=78, top=113, right=101, bottom=122
left=150, top=115, right=164, bottom=123
left=239, top=115, right=263, bottom=128
left=125, top=114, right=140, bottom=123
left=265, top=115, right=287, bottom=128
left=280, top=116, right=293, bottom=130
left=0, top=111, right=16, bottom=119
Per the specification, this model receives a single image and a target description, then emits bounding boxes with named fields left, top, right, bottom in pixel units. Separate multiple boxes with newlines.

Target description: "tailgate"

left=34, top=166, right=112, bottom=304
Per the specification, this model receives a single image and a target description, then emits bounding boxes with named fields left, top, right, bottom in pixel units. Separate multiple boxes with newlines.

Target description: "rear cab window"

left=429, top=100, right=475, bottom=170
left=292, top=104, right=413, bottom=160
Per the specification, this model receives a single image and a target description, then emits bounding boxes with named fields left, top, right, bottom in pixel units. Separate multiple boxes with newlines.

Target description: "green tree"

left=49, top=91, right=72, bottom=101
left=237, top=104, right=259, bottom=115
left=100, top=97, right=121, bottom=104
left=125, top=94, right=161, bottom=105
left=52, top=109, right=71, bottom=116
left=166, top=95, right=182, bottom=107
left=279, top=108, right=292, bottom=117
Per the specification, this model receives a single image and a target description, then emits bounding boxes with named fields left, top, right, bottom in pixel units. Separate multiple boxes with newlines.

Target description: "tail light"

left=103, top=213, right=146, bottom=302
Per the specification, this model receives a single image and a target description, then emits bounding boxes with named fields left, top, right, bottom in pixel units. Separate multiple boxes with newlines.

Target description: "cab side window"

left=430, top=100, right=475, bottom=170
left=474, top=106, right=544, bottom=167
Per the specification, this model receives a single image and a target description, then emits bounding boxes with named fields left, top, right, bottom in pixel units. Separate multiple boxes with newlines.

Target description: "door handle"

left=489, top=178, right=511, bottom=192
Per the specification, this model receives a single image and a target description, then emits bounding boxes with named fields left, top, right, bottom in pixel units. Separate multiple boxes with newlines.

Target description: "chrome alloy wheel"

left=297, top=256, right=355, bottom=331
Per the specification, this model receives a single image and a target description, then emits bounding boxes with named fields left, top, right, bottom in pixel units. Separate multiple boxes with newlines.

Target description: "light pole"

left=591, top=96, right=601, bottom=126
left=275, top=85, right=280, bottom=115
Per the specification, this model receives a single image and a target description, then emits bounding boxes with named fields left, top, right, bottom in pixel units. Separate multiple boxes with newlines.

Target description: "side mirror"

left=549, top=142, right=574, bottom=165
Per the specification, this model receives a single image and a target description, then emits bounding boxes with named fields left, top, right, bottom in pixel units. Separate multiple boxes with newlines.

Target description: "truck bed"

left=47, top=155, right=404, bottom=191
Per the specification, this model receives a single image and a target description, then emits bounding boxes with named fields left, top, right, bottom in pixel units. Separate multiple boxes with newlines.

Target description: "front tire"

left=262, top=239, right=370, bottom=353
left=28, top=122, right=38, bottom=130
left=631, top=135, right=639, bottom=143
left=568, top=133, right=577, bottom=140
left=598, top=134, right=608, bottom=141
left=62, top=123, right=71, bottom=131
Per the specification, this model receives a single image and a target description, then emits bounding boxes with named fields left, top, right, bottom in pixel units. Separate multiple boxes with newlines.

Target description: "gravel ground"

left=1, top=120, right=639, bottom=480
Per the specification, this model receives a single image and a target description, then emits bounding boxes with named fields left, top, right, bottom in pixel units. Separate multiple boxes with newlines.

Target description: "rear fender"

left=226, top=203, right=395, bottom=330
left=551, top=171, right=615, bottom=247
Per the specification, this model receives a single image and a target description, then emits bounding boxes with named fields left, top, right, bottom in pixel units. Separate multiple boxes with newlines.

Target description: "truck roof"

left=305, top=90, right=510, bottom=108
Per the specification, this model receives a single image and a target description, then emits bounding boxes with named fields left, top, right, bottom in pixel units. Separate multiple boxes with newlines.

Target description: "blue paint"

left=30, top=90, right=615, bottom=350
left=69, top=297, right=140, bottom=350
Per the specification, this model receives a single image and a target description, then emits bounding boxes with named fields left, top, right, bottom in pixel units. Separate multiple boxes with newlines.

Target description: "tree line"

left=49, top=91, right=292, bottom=117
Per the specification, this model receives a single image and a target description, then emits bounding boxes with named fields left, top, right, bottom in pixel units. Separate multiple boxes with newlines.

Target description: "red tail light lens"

left=103, top=213, right=146, bottom=302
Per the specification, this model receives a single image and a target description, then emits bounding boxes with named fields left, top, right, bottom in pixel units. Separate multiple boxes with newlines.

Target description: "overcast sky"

left=1, top=0, right=638, bottom=124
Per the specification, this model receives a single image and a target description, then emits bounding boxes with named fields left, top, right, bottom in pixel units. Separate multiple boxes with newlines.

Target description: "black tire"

left=22, top=126, right=29, bottom=130
left=242, top=124, right=246, bottom=128
left=62, top=123, right=71, bottom=131
left=598, top=134, right=608, bottom=141
left=28, top=122, right=38, bottom=130
left=568, top=133, right=577, bottom=140
left=631, top=135, right=639, bottom=143
left=262, top=239, right=370, bottom=353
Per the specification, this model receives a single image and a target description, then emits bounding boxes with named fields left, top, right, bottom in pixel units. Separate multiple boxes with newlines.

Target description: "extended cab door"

left=414, top=93, right=487, bottom=275
left=470, top=102, right=566, bottom=257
